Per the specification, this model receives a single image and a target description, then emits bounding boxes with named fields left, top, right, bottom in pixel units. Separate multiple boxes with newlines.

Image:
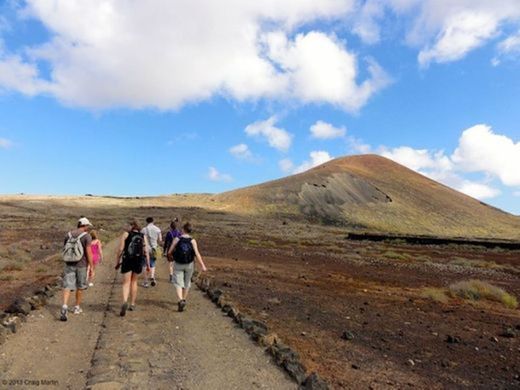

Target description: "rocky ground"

left=0, top=240, right=296, bottom=389
left=1, top=196, right=519, bottom=389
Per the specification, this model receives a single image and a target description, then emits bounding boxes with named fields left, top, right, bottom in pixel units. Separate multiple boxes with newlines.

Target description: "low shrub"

left=449, top=279, right=518, bottom=309
left=382, top=251, right=409, bottom=261
left=449, top=257, right=499, bottom=269
left=421, top=287, right=449, bottom=303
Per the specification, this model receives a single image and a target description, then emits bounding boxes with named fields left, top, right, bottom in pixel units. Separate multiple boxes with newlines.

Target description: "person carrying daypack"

left=141, top=217, right=162, bottom=287
left=115, top=219, right=151, bottom=317
left=167, top=222, right=207, bottom=312
left=163, top=218, right=182, bottom=283
left=60, top=217, right=93, bottom=321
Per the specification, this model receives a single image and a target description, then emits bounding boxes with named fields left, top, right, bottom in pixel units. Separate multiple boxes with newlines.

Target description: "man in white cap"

left=60, top=217, right=93, bottom=321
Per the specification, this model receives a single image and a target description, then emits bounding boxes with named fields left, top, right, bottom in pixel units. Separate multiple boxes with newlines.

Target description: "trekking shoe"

left=151, top=278, right=157, bottom=287
left=88, top=282, right=94, bottom=287
left=73, top=306, right=83, bottom=315
left=129, top=304, right=136, bottom=311
left=142, top=281, right=149, bottom=288
left=178, top=300, right=186, bottom=312
left=120, top=302, right=129, bottom=317
left=60, top=306, right=68, bottom=321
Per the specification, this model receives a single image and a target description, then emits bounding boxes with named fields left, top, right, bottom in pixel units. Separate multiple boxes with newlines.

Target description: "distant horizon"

left=0, top=1, right=519, bottom=214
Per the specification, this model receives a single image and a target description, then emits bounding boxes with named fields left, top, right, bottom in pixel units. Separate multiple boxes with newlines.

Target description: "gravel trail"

left=0, top=240, right=295, bottom=390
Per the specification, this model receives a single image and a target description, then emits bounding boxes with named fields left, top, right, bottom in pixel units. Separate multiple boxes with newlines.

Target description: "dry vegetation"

left=449, top=279, right=518, bottom=309
left=1, top=155, right=520, bottom=389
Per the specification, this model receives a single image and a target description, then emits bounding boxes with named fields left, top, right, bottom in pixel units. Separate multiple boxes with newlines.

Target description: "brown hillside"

left=219, top=154, right=520, bottom=239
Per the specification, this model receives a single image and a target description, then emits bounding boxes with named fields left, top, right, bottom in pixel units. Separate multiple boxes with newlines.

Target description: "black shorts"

left=121, top=257, right=144, bottom=274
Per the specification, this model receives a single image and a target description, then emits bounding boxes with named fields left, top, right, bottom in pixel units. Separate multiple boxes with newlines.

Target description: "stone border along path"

left=0, top=240, right=297, bottom=389
left=197, top=277, right=330, bottom=390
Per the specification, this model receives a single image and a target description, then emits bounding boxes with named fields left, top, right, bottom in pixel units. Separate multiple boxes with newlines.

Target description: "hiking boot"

left=129, top=304, right=136, bottom=311
left=73, top=306, right=83, bottom=315
left=60, top=306, right=68, bottom=322
left=120, top=302, right=129, bottom=317
left=142, top=281, right=149, bottom=288
left=151, top=278, right=157, bottom=287
left=178, top=300, right=186, bottom=312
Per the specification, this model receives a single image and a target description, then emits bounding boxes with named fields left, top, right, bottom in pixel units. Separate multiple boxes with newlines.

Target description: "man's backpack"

left=124, top=231, right=144, bottom=261
left=62, top=232, right=87, bottom=263
left=174, top=237, right=195, bottom=264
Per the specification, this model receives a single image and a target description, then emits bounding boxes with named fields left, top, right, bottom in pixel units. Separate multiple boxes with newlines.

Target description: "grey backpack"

left=62, top=232, right=87, bottom=262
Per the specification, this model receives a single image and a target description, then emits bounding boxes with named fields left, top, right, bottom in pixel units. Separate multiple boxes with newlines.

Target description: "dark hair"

left=170, top=220, right=178, bottom=230
left=183, top=222, right=192, bottom=234
left=146, top=217, right=153, bottom=224
left=129, top=219, right=141, bottom=231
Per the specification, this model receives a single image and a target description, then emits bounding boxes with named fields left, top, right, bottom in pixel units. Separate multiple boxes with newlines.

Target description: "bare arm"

left=99, top=240, right=104, bottom=259
left=86, top=244, right=93, bottom=269
left=192, top=239, right=207, bottom=272
left=115, top=232, right=128, bottom=267
left=143, top=235, right=151, bottom=268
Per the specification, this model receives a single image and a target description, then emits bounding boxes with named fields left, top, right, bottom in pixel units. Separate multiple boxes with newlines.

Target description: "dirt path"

left=0, top=240, right=295, bottom=389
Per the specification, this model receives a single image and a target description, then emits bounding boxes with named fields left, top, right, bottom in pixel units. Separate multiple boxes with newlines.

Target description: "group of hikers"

left=59, top=216, right=207, bottom=321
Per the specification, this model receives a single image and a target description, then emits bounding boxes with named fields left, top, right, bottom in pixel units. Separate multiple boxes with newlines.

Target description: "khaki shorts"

left=63, top=264, right=88, bottom=291
left=173, top=262, right=194, bottom=289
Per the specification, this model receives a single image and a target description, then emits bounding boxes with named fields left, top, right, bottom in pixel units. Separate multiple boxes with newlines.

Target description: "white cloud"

left=0, top=1, right=395, bottom=111
left=498, top=31, right=520, bottom=54
left=208, top=167, right=232, bottom=182
left=265, top=31, right=391, bottom=111
left=494, top=30, right=520, bottom=64
left=279, top=158, right=294, bottom=173
left=352, top=0, right=386, bottom=44
left=418, top=11, right=499, bottom=67
left=452, top=124, right=520, bottom=187
left=376, top=124, right=519, bottom=201
left=376, top=123, right=520, bottom=200
left=346, top=136, right=372, bottom=154
left=380, top=146, right=452, bottom=172
left=293, top=151, right=333, bottom=174
left=0, top=138, right=13, bottom=149
left=245, top=116, right=292, bottom=152
left=0, top=54, right=49, bottom=95
left=514, top=191, right=520, bottom=197
left=229, top=143, right=253, bottom=160
left=310, top=120, right=346, bottom=139
left=349, top=1, right=520, bottom=66
left=380, top=145, right=500, bottom=200
left=456, top=181, right=501, bottom=200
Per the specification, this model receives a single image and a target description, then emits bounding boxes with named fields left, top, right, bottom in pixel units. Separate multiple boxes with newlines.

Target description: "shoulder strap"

left=77, top=232, right=87, bottom=240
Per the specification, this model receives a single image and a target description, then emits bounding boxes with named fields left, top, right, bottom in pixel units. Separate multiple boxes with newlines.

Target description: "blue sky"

left=0, top=1, right=519, bottom=215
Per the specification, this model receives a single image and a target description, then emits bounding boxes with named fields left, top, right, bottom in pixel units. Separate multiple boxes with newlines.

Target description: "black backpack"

left=174, top=237, right=195, bottom=264
left=124, top=231, right=144, bottom=261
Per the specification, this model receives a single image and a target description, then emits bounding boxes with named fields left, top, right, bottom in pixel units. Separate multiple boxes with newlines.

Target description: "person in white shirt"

left=141, top=217, right=162, bottom=287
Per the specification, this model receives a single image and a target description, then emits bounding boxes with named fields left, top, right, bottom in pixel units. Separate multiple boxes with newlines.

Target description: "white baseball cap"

left=78, top=217, right=93, bottom=227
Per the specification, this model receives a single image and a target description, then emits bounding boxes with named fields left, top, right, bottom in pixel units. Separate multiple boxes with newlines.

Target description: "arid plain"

left=1, top=155, right=519, bottom=388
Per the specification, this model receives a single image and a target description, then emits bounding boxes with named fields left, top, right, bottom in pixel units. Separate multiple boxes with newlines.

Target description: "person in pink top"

left=87, top=230, right=103, bottom=287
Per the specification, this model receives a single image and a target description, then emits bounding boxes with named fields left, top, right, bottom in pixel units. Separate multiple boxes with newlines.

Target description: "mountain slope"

left=218, top=154, right=520, bottom=239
